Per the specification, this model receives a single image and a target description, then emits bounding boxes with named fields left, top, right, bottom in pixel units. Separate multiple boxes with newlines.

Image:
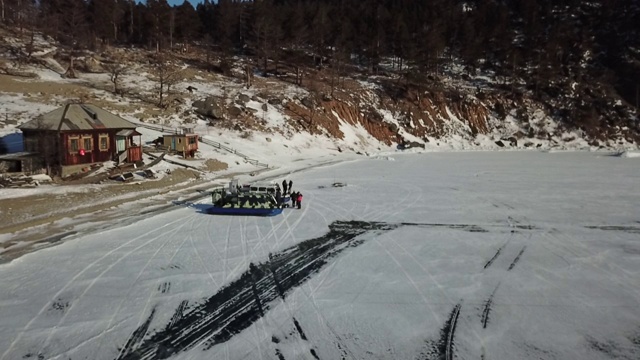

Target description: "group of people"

left=275, top=179, right=303, bottom=209
left=290, top=191, right=302, bottom=209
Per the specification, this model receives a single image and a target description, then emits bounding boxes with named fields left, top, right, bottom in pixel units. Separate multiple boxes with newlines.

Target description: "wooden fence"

left=135, top=122, right=269, bottom=168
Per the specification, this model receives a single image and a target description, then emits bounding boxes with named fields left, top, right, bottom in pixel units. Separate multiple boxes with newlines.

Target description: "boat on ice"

left=207, top=183, right=283, bottom=216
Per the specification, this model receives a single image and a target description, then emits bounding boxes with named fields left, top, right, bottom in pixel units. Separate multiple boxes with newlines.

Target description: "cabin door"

left=116, top=136, right=126, bottom=152
left=171, top=137, right=176, bottom=150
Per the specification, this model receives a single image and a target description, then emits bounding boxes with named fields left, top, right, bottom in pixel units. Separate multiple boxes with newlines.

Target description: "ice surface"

left=0, top=152, right=639, bottom=360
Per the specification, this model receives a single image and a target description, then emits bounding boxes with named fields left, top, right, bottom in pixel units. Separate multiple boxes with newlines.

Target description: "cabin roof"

left=19, top=104, right=136, bottom=131
left=116, top=129, right=142, bottom=137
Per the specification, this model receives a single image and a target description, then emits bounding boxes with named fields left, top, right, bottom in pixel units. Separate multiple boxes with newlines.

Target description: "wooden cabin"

left=18, top=103, right=143, bottom=176
left=163, top=133, right=198, bottom=159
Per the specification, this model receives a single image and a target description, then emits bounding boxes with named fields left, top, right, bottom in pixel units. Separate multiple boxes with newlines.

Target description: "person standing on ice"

left=296, top=193, right=303, bottom=209
left=282, top=180, right=288, bottom=194
left=275, top=188, right=283, bottom=207
left=291, top=191, right=297, bottom=208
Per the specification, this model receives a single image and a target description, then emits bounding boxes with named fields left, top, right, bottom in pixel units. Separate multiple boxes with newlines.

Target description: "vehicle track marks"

left=586, top=225, right=640, bottom=234
left=37, top=214, right=198, bottom=359
left=441, top=303, right=461, bottom=360
left=190, top=233, right=220, bottom=288
left=1, top=215, right=194, bottom=360
left=115, top=307, right=156, bottom=360
left=168, top=301, right=189, bottom=329
left=481, top=284, right=500, bottom=329
left=508, top=246, right=527, bottom=271
left=116, top=220, right=197, bottom=360
left=400, top=222, right=488, bottom=233
left=274, top=348, right=286, bottom=360
left=222, top=218, right=234, bottom=282
left=92, top=216, right=198, bottom=356
left=158, top=282, right=171, bottom=294
left=484, top=245, right=505, bottom=269
left=114, top=221, right=397, bottom=359
left=291, top=317, right=321, bottom=360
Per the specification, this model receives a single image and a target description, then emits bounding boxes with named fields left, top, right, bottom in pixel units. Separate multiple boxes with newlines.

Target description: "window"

left=69, top=137, right=79, bottom=153
left=83, top=137, right=92, bottom=152
left=189, top=136, right=197, bottom=145
left=99, top=134, right=109, bottom=151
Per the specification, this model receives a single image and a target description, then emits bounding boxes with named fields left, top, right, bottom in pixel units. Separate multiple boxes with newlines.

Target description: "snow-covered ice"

left=0, top=151, right=639, bottom=360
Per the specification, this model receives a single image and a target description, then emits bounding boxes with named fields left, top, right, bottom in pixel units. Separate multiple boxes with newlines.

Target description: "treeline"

left=2, top=0, right=639, bottom=97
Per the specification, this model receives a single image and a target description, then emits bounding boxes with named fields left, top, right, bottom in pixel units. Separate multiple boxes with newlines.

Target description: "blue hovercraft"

left=207, top=187, right=283, bottom=216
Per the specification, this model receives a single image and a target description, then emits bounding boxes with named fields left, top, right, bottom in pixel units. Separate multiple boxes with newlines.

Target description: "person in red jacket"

left=296, top=193, right=303, bottom=209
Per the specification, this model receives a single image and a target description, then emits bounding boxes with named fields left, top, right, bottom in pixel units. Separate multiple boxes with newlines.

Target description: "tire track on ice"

left=115, top=308, right=157, bottom=360
left=364, top=182, right=424, bottom=222
left=481, top=284, right=500, bottom=329
left=313, top=198, right=443, bottom=358
left=202, top=211, right=230, bottom=285
left=507, top=246, right=527, bottom=271
left=263, top=199, right=327, bottom=360
left=222, top=217, right=234, bottom=283
left=544, top=227, right=640, bottom=297
left=484, top=243, right=507, bottom=270
left=116, top=218, right=198, bottom=360
left=44, top=215, right=198, bottom=359
left=444, top=303, right=462, bottom=360
left=93, top=216, right=197, bottom=355
left=114, top=221, right=397, bottom=360
left=1, top=214, right=196, bottom=360
left=189, top=219, right=221, bottom=288
left=270, top=198, right=338, bottom=360
left=296, top=266, right=357, bottom=360
left=420, top=303, right=461, bottom=360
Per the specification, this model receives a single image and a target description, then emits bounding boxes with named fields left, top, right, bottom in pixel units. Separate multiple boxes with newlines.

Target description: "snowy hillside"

left=1, top=29, right=638, bottom=161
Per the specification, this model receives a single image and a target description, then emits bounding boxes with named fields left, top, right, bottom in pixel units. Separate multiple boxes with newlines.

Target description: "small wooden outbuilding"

left=0, top=152, right=44, bottom=174
left=163, top=132, right=198, bottom=159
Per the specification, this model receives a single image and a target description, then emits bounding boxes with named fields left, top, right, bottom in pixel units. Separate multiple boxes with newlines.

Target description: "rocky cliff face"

left=274, top=74, right=639, bottom=149
left=198, top=73, right=637, bottom=150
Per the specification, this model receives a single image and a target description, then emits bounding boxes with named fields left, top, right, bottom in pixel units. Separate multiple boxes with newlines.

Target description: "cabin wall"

left=127, top=146, right=142, bottom=162
left=163, top=135, right=198, bottom=153
left=22, top=131, right=61, bottom=172
left=63, top=131, right=117, bottom=165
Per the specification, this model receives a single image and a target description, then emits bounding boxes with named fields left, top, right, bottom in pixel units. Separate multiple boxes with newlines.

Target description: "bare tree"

left=169, top=8, right=175, bottom=50
left=10, top=0, right=37, bottom=34
left=245, top=63, right=253, bottom=89
left=151, top=54, right=179, bottom=107
left=105, top=61, right=127, bottom=94
left=63, top=55, right=77, bottom=78
left=147, top=0, right=170, bottom=52
left=295, top=65, right=303, bottom=86
left=249, top=0, right=282, bottom=76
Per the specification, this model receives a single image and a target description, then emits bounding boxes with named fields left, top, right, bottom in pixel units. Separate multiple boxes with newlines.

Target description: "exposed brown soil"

left=203, top=158, right=228, bottom=172
left=0, top=169, right=206, bottom=259
left=0, top=74, right=92, bottom=103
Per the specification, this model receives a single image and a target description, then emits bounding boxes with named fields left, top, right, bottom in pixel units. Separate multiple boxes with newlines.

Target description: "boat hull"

left=206, top=206, right=283, bottom=217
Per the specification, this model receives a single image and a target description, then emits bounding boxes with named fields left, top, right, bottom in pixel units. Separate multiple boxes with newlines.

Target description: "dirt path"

left=0, top=168, right=215, bottom=260
left=0, top=162, right=279, bottom=262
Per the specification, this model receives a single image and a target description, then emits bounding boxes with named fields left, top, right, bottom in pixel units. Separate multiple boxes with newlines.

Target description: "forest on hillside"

left=2, top=0, right=639, bottom=112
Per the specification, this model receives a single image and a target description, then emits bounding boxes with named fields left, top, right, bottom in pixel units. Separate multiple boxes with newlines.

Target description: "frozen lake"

left=1, top=151, right=639, bottom=360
